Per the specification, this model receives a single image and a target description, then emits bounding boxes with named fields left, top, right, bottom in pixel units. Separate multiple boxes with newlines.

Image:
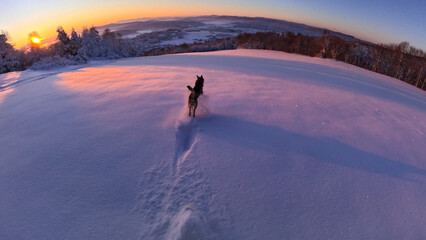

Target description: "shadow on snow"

left=197, top=114, right=426, bottom=184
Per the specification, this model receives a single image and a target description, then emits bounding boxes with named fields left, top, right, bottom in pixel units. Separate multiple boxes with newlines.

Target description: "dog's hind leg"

left=193, top=103, right=197, bottom=117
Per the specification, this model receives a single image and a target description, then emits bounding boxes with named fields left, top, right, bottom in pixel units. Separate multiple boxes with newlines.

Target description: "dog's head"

left=196, top=75, right=204, bottom=83
left=194, top=75, right=204, bottom=95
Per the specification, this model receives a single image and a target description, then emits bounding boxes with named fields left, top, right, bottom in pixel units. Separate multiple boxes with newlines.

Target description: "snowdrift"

left=1, top=50, right=425, bottom=240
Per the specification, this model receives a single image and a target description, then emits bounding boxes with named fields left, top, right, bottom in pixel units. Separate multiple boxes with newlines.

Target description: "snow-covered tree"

left=81, top=26, right=103, bottom=58
left=56, top=26, right=70, bottom=57
left=0, top=32, right=19, bottom=73
left=69, top=28, right=82, bottom=56
left=101, top=28, right=120, bottom=59
left=69, top=28, right=87, bottom=62
left=53, top=26, right=86, bottom=62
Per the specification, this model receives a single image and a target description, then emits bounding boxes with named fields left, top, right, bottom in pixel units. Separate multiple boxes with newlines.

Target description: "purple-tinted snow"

left=0, top=50, right=425, bottom=240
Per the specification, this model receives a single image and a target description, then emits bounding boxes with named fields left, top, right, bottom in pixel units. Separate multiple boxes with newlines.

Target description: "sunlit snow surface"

left=1, top=50, right=426, bottom=239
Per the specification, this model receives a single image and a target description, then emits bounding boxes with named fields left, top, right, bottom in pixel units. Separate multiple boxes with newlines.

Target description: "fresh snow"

left=161, top=31, right=219, bottom=45
left=0, top=49, right=426, bottom=240
left=123, top=30, right=155, bottom=39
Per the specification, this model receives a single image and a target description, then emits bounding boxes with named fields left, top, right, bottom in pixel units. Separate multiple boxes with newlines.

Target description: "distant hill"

left=97, top=15, right=361, bottom=43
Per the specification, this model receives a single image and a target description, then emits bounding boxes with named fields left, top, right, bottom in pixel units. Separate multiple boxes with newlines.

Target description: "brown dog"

left=187, top=75, right=204, bottom=117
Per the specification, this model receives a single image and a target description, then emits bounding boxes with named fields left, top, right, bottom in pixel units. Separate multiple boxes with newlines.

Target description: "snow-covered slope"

left=1, top=50, right=425, bottom=240
left=98, top=15, right=359, bottom=46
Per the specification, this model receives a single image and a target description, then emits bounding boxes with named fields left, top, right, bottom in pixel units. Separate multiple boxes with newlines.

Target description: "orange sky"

left=2, top=1, right=333, bottom=49
left=7, top=6, right=196, bottom=48
left=2, top=0, right=424, bottom=50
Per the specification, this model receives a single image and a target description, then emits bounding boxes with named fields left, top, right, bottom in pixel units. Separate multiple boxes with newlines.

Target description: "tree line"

left=234, top=32, right=426, bottom=90
left=148, top=31, right=425, bottom=90
left=0, top=26, right=138, bottom=72
left=1, top=28, right=425, bottom=90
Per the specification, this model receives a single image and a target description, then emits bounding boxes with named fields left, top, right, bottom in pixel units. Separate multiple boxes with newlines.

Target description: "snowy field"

left=0, top=50, right=425, bottom=240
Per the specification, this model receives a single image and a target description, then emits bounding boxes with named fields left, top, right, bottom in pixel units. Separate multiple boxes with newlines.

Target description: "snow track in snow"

left=173, top=119, right=199, bottom=176
left=3, top=50, right=425, bottom=239
left=0, top=71, right=60, bottom=91
left=136, top=107, right=229, bottom=240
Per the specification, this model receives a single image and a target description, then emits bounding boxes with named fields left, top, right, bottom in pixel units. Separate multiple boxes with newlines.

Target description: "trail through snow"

left=136, top=98, right=232, bottom=240
left=1, top=50, right=425, bottom=240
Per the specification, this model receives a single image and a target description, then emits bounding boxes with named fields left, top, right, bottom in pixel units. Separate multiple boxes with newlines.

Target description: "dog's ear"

left=196, top=75, right=199, bottom=78
left=187, top=85, right=193, bottom=91
left=201, top=75, right=203, bottom=78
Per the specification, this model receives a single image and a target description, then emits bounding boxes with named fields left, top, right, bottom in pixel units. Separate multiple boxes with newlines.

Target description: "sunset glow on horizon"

left=1, top=0, right=425, bottom=50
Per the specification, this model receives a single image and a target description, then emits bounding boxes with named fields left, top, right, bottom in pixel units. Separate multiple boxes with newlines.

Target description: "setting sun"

left=31, top=37, right=41, bottom=44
